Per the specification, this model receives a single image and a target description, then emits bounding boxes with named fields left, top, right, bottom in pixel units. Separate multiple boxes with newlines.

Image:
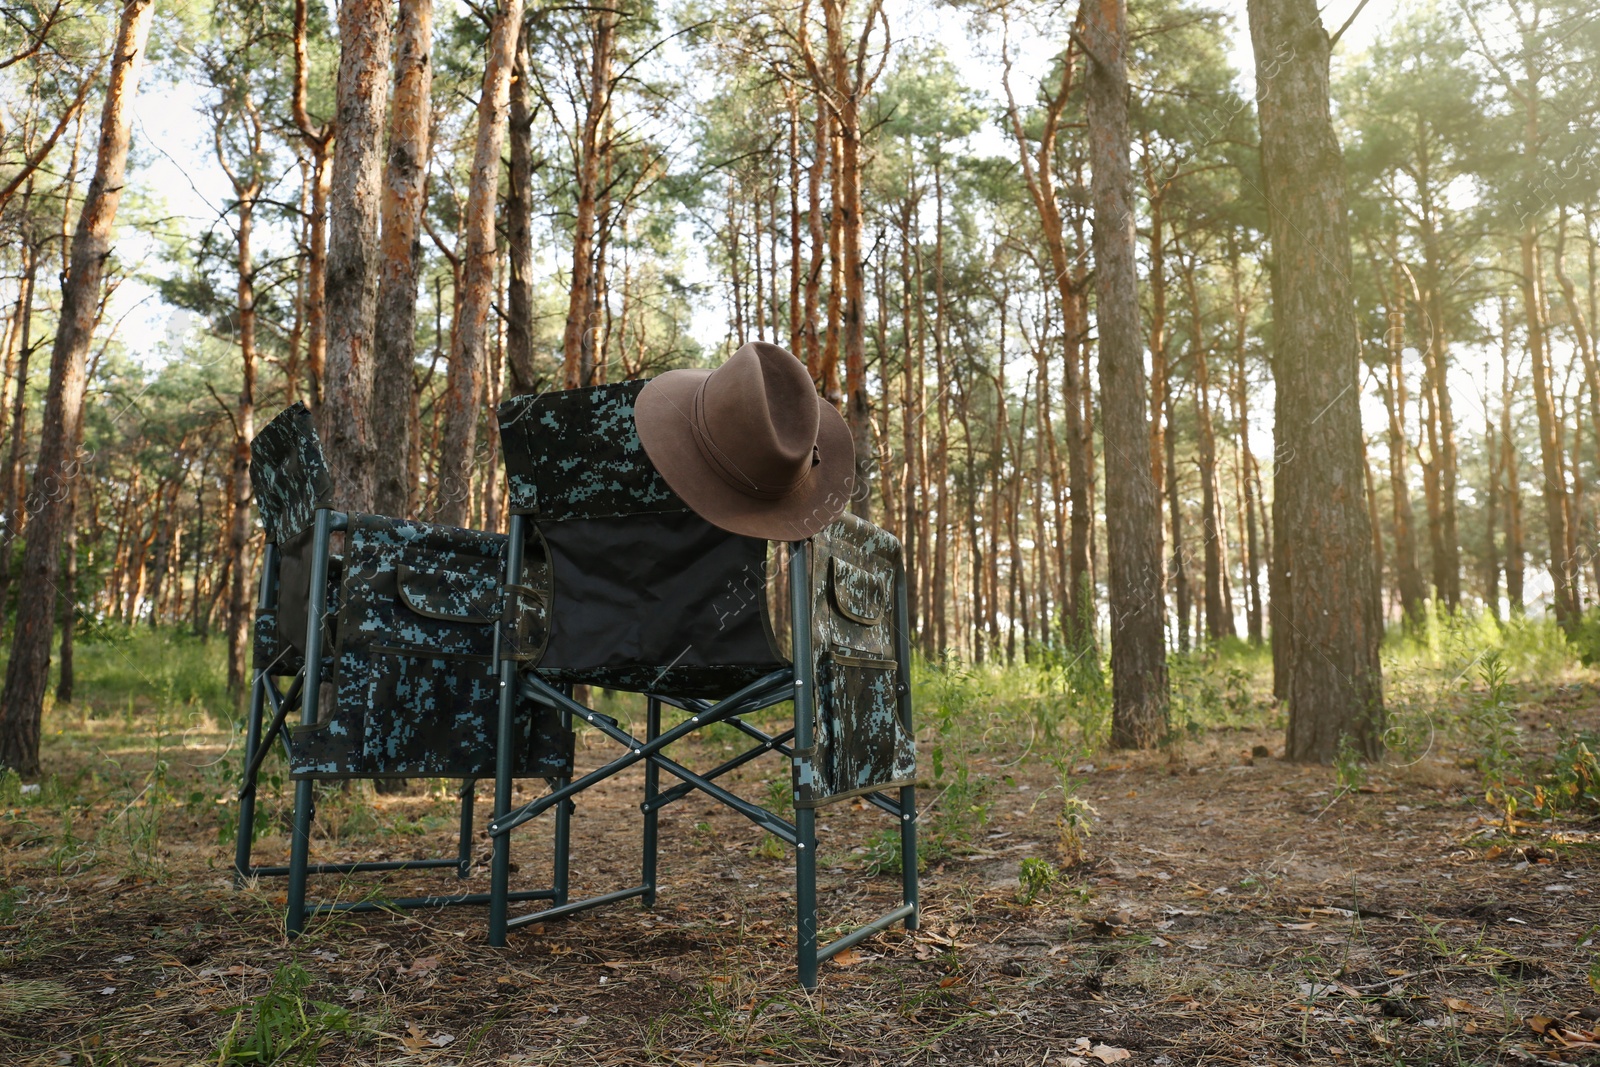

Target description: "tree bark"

left=1381, top=265, right=1426, bottom=625
left=437, top=0, right=522, bottom=527
left=226, top=185, right=258, bottom=701
left=505, top=35, right=539, bottom=397
left=0, top=0, right=154, bottom=776
left=1500, top=299, right=1525, bottom=614
left=1084, top=0, right=1168, bottom=747
left=291, top=0, right=332, bottom=407
left=372, top=0, right=433, bottom=518
left=561, top=7, right=613, bottom=390
left=321, top=0, right=390, bottom=515
left=1186, top=261, right=1232, bottom=642
left=1229, top=243, right=1263, bottom=645
left=1249, top=0, right=1383, bottom=762
left=0, top=235, right=38, bottom=634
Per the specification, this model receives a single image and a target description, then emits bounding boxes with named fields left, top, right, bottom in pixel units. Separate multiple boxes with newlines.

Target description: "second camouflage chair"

left=235, top=403, right=574, bottom=932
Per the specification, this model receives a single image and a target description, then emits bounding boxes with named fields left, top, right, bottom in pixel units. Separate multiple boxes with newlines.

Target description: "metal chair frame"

left=233, top=508, right=569, bottom=930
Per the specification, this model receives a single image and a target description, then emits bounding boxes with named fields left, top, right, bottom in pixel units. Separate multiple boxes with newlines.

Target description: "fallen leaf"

left=1068, top=1038, right=1132, bottom=1064
left=1444, top=997, right=1482, bottom=1014
left=400, top=1024, right=430, bottom=1053
left=398, top=956, right=440, bottom=977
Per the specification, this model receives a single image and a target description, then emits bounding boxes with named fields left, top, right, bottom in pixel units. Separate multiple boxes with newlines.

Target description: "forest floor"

left=4, top=629, right=1600, bottom=1065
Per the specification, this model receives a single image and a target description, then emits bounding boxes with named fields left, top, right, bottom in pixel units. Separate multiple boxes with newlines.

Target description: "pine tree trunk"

left=321, top=0, right=390, bottom=515
left=1085, top=0, right=1168, bottom=746
left=0, top=0, right=154, bottom=776
left=292, top=0, right=333, bottom=408
left=1230, top=250, right=1264, bottom=645
left=1187, top=263, right=1232, bottom=641
left=1500, top=300, right=1525, bottom=614
left=803, top=105, right=826, bottom=385
left=562, top=8, right=612, bottom=390
left=55, top=484, right=78, bottom=704
left=0, top=237, right=38, bottom=635
left=227, top=193, right=258, bottom=701
left=1166, top=376, right=1189, bottom=652
left=1249, top=0, right=1384, bottom=762
left=1522, top=230, right=1575, bottom=630
left=1382, top=272, right=1426, bottom=625
left=505, top=38, right=539, bottom=397
left=437, top=0, right=522, bottom=527
left=824, top=0, right=875, bottom=515
left=372, top=0, right=433, bottom=518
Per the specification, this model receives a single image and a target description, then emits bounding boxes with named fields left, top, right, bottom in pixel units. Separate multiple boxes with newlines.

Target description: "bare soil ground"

left=4, top=681, right=1600, bottom=1066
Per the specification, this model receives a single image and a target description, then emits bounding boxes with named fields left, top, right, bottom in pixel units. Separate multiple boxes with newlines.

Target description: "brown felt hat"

left=634, top=342, right=855, bottom=541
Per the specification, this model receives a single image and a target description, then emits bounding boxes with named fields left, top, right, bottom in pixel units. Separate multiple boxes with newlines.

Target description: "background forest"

left=1, top=0, right=1598, bottom=751
left=11, top=3, right=1600, bottom=1062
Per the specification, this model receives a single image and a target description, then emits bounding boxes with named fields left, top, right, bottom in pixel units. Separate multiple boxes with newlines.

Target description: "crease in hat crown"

left=633, top=339, right=854, bottom=541
left=687, top=345, right=819, bottom=501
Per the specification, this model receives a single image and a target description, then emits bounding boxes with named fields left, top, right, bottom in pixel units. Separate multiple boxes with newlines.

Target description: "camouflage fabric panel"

left=497, top=380, right=685, bottom=520
left=533, top=663, right=781, bottom=700
left=249, top=402, right=334, bottom=544
left=287, top=692, right=571, bottom=780
left=799, top=514, right=917, bottom=808
left=286, top=513, right=568, bottom=780
left=252, top=559, right=299, bottom=676
left=252, top=609, right=301, bottom=677
left=272, top=530, right=343, bottom=660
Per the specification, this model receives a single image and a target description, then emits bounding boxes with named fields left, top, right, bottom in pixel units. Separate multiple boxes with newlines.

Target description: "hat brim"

left=634, top=369, right=856, bottom=542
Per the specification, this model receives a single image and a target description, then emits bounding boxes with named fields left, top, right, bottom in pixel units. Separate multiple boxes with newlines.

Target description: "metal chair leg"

left=789, top=539, right=820, bottom=988
left=490, top=515, right=527, bottom=947
left=285, top=779, right=315, bottom=937
left=287, top=508, right=334, bottom=940
left=642, top=697, right=660, bottom=907
left=236, top=543, right=280, bottom=889
left=894, top=560, right=920, bottom=931
left=796, top=807, right=819, bottom=990
left=456, top=779, right=476, bottom=880
left=552, top=794, right=572, bottom=907
left=551, top=684, right=573, bottom=907
left=900, top=782, right=919, bottom=930
left=235, top=670, right=268, bottom=888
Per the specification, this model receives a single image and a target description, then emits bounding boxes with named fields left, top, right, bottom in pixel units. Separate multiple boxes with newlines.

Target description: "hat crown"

left=694, top=343, right=820, bottom=500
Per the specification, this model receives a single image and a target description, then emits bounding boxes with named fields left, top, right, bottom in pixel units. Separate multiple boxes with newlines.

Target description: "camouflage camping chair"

left=487, top=381, right=919, bottom=987
left=234, top=403, right=574, bottom=932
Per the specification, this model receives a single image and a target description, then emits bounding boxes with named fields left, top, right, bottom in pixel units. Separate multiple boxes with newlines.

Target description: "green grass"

left=0, top=620, right=234, bottom=734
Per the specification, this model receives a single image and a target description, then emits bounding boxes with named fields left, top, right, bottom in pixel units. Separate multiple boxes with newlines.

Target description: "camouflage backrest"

left=250, top=403, right=335, bottom=543
left=497, top=380, right=685, bottom=521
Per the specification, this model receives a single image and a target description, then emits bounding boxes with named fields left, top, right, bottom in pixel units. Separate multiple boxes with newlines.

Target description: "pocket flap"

left=397, top=564, right=499, bottom=623
left=828, top=556, right=890, bottom=625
